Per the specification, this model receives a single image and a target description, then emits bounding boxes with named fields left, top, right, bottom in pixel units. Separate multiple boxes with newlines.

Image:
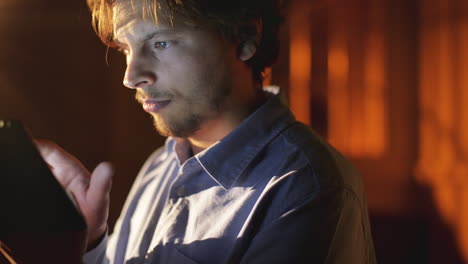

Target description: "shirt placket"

left=144, top=160, right=197, bottom=263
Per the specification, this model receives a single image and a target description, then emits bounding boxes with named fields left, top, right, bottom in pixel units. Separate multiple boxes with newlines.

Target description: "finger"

left=34, top=139, right=81, bottom=166
left=86, top=162, right=114, bottom=241
left=35, top=139, right=64, bottom=160
left=34, top=139, right=84, bottom=170
left=34, top=139, right=90, bottom=190
left=88, top=161, right=114, bottom=206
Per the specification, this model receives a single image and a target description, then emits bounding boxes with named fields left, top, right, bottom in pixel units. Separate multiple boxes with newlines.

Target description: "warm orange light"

left=327, top=45, right=349, bottom=153
left=363, top=32, right=386, bottom=156
left=262, top=68, right=272, bottom=87
left=416, top=24, right=438, bottom=186
left=289, top=6, right=311, bottom=125
left=450, top=18, right=468, bottom=262
left=328, top=49, right=349, bottom=81
left=459, top=21, right=468, bottom=157
left=437, top=23, right=455, bottom=135
left=416, top=5, right=468, bottom=262
left=327, top=29, right=386, bottom=157
left=0, top=242, right=17, bottom=264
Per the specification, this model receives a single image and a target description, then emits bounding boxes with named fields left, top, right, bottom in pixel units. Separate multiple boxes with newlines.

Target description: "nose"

left=123, top=54, right=156, bottom=89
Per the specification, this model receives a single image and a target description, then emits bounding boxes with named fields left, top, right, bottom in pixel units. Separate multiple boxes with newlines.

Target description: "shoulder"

left=279, top=122, right=364, bottom=191
left=258, top=121, right=367, bottom=215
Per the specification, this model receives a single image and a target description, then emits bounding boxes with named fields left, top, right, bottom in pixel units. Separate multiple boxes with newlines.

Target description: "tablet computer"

left=0, top=119, right=86, bottom=233
left=0, top=119, right=87, bottom=263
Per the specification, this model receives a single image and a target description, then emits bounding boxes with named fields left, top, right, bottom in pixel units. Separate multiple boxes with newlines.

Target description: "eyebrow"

left=114, top=29, right=180, bottom=47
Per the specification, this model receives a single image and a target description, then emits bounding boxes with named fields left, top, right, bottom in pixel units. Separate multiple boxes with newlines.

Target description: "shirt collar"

left=188, top=92, right=296, bottom=189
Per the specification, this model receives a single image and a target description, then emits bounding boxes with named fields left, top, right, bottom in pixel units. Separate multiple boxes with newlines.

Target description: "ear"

left=238, top=41, right=257, bottom=61
left=238, top=19, right=263, bottom=61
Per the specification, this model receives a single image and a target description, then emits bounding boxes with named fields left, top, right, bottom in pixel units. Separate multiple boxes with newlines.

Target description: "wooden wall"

left=286, top=0, right=467, bottom=263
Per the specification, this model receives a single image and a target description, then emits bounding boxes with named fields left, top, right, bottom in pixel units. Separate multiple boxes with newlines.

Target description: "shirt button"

left=176, top=186, right=185, bottom=197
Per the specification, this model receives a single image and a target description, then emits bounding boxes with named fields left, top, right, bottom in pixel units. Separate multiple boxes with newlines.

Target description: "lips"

left=142, top=99, right=171, bottom=113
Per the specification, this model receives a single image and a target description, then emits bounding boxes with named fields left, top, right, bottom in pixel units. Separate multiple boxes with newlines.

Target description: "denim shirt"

left=84, top=93, right=377, bottom=264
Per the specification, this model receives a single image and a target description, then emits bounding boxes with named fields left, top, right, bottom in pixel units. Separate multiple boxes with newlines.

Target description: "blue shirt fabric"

left=84, top=92, right=377, bottom=264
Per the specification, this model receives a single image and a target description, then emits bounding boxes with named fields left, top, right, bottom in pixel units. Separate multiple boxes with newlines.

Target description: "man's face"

left=112, top=1, right=247, bottom=138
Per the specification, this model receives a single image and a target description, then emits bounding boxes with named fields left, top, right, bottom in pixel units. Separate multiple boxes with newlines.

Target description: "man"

left=37, top=0, right=377, bottom=263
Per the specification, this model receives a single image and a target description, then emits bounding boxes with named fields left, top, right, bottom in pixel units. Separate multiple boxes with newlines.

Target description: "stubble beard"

left=151, top=88, right=231, bottom=138
left=142, top=72, right=232, bottom=138
left=152, top=111, right=202, bottom=138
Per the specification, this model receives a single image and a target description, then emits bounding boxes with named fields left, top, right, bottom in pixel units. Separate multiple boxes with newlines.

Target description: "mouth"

left=142, top=99, right=172, bottom=113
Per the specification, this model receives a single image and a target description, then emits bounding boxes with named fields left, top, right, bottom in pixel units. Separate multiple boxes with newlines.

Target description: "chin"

left=151, top=109, right=204, bottom=138
left=152, top=117, right=172, bottom=137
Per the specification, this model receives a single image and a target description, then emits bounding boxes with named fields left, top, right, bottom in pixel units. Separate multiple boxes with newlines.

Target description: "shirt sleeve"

left=238, top=187, right=377, bottom=264
left=81, top=146, right=166, bottom=264
left=82, top=233, right=109, bottom=264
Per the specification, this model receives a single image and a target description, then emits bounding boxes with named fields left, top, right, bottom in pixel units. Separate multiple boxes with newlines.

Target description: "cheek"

left=179, top=38, right=233, bottom=74
left=158, top=41, right=236, bottom=96
left=164, top=52, right=224, bottom=86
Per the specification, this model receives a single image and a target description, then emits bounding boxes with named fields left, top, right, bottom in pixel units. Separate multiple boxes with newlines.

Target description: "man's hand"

left=35, top=140, right=113, bottom=249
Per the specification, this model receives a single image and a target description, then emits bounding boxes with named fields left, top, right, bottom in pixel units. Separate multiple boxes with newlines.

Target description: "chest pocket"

left=170, top=245, right=200, bottom=264
left=138, top=243, right=199, bottom=264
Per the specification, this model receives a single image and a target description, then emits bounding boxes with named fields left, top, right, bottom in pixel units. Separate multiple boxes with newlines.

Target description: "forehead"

left=112, top=0, right=194, bottom=37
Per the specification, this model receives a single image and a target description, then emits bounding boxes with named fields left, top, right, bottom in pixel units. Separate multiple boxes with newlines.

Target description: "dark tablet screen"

left=0, top=120, right=86, bottom=235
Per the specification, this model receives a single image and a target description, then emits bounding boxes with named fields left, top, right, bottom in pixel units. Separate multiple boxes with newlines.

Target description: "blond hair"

left=87, top=0, right=284, bottom=83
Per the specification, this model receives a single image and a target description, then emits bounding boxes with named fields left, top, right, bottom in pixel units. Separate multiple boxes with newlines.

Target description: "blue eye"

left=154, top=41, right=171, bottom=49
